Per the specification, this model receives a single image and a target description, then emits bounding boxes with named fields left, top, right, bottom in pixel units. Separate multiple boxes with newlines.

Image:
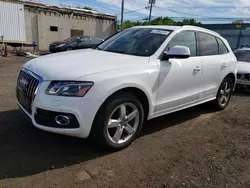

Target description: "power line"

left=124, top=8, right=147, bottom=14
left=115, top=8, right=147, bottom=17
left=161, top=6, right=250, bottom=9
left=170, top=16, right=250, bottom=20
left=127, top=0, right=147, bottom=19
left=155, top=6, right=209, bottom=17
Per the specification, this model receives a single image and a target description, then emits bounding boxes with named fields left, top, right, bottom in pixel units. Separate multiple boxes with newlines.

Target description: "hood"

left=23, top=49, right=147, bottom=81
left=237, top=61, right=250, bottom=74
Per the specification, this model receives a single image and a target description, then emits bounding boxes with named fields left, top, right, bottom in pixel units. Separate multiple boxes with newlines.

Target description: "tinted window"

left=80, top=36, right=91, bottom=43
left=64, top=36, right=82, bottom=42
left=97, top=28, right=171, bottom=57
left=217, top=38, right=229, bottom=54
left=234, top=50, right=250, bottom=62
left=167, top=31, right=197, bottom=56
left=198, top=32, right=218, bottom=56
left=92, top=37, right=104, bottom=44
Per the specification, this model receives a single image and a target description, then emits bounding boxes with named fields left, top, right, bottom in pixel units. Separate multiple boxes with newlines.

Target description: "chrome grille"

left=16, top=70, right=40, bottom=114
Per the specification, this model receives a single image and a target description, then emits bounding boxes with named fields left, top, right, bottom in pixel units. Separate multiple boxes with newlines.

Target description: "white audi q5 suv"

left=16, top=25, right=237, bottom=150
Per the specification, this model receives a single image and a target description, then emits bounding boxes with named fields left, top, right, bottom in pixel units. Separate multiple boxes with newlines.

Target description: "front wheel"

left=214, top=77, right=234, bottom=110
left=91, top=92, right=144, bottom=150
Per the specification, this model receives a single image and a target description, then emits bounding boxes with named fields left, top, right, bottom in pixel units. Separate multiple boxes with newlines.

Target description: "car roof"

left=132, top=25, right=220, bottom=37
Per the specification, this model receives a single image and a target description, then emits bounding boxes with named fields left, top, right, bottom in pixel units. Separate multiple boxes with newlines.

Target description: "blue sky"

left=38, top=0, right=250, bottom=23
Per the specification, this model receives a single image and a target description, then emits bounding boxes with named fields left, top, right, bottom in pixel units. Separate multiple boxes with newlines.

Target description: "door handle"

left=221, top=63, right=227, bottom=68
left=193, top=67, right=201, bottom=72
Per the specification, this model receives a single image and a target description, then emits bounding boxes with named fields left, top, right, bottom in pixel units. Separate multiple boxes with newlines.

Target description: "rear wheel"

left=91, top=92, right=144, bottom=150
left=214, top=77, right=233, bottom=110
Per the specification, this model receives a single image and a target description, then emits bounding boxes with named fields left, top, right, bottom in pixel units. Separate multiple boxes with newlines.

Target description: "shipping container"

left=0, top=0, right=26, bottom=43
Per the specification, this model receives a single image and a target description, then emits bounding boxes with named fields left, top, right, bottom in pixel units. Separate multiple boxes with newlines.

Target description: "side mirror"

left=162, top=45, right=191, bottom=61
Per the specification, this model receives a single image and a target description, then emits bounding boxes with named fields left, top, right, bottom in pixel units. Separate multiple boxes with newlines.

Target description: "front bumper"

left=235, top=79, right=250, bottom=90
left=17, top=81, right=101, bottom=138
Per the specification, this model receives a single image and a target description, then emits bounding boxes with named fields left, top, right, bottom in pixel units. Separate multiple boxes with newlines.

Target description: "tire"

left=213, top=77, right=234, bottom=110
left=91, top=92, right=144, bottom=151
left=66, top=47, right=73, bottom=51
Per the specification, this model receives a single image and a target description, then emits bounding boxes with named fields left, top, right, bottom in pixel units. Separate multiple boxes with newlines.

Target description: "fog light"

left=55, top=115, right=70, bottom=126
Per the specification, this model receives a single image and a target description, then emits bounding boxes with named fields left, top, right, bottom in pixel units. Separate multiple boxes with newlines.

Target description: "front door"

left=75, top=36, right=92, bottom=49
left=155, top=30, right=202, bottom=116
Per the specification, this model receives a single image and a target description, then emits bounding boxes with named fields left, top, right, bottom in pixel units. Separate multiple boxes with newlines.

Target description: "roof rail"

left=181, top=25, right=221, bottom=36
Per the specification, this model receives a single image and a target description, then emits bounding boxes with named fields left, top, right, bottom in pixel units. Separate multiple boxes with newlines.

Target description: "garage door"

left=71, top=29, right=84, bottom=37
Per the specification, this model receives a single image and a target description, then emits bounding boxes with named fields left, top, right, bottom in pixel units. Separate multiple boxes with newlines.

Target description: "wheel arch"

left=216, top=72, right=236, bottom=94
left=89, top=86, right=152, bottom=140
left=99, top=86, right=152, bottom=121
left=225, top=72, right=236, bottom=87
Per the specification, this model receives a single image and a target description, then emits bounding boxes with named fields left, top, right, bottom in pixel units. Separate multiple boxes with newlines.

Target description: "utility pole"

left=121, top=0, right=125, bottom=30
left=148, top=0, right=154, bottom=25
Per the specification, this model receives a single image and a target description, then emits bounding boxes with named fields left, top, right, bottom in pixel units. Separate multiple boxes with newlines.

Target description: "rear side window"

left=167, top=31, right=197, bottom=56
left=198, top=32, right=218, bottom=56
left=92, top=37, right=104, bottom=44
left=217, top=38, right=229, bottom=54
left=234, top=50, right=250, bottom=62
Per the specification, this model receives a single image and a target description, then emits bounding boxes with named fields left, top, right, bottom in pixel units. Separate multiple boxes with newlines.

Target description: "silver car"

left=234, top=48, right=250, bottom=90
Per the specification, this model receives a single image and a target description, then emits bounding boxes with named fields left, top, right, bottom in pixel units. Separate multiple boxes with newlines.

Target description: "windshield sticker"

left=150, top=30, right=170, bottom=35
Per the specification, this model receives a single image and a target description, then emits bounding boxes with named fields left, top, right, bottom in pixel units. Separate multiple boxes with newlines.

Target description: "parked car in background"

left=234, top=48, right=250, bottom=90
left=49, top=36, right=104, bottom=53
left=16, top=25, right=237, bottom=150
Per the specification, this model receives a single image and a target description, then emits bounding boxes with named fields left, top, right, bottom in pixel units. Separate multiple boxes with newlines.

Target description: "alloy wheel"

left=219, top=81, right=231, bottom=107
left=106, top=103, right=140, bottom=144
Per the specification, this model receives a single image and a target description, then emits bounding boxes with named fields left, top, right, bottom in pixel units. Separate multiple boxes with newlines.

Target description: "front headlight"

left=46, top=81, right=94, bottom=97
left=57, top=43, right=65, bottom=47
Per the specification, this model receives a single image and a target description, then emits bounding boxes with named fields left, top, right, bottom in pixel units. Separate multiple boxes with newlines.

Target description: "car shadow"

left=232, top=90, right=250, bottom=97
left=0, top=103, right=217, bottom=179
left=141, top=103, right=217, bottom=137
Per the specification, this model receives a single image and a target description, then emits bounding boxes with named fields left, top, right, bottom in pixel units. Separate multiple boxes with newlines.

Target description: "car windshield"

left=234, top=50, right=250, bottom=63
left=97, top=28, right=171, bottom=57
left=64, top=36, right=81, bottom=42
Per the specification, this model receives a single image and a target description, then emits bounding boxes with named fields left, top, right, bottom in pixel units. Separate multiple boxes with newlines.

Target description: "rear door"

left=90, top=37, right=104, bottom=48
left=197, top=32, right=231, bottom=102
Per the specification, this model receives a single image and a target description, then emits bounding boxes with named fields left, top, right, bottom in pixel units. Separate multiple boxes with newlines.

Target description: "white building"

left=0, top=0, right=117, bottom=50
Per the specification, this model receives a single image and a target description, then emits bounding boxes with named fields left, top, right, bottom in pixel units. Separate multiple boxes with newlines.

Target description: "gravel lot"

left=0, top=56, right=250, bottom=188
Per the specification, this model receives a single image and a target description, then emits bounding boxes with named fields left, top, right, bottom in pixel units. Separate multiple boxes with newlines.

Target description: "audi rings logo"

left=19, top=77, right=29, bottom=88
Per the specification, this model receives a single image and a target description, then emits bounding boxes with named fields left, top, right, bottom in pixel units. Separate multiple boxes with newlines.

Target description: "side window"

left=234, top=50, right=250, bottom=62
left=80, top=36, right=91, bottom=43
left=167, top=31, right=197, bottom=57
left=92, top=37, right=103, bottom=44
left=216, top=38, right=229, bottom=54
left=198, top=32, right=218, bottom=56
